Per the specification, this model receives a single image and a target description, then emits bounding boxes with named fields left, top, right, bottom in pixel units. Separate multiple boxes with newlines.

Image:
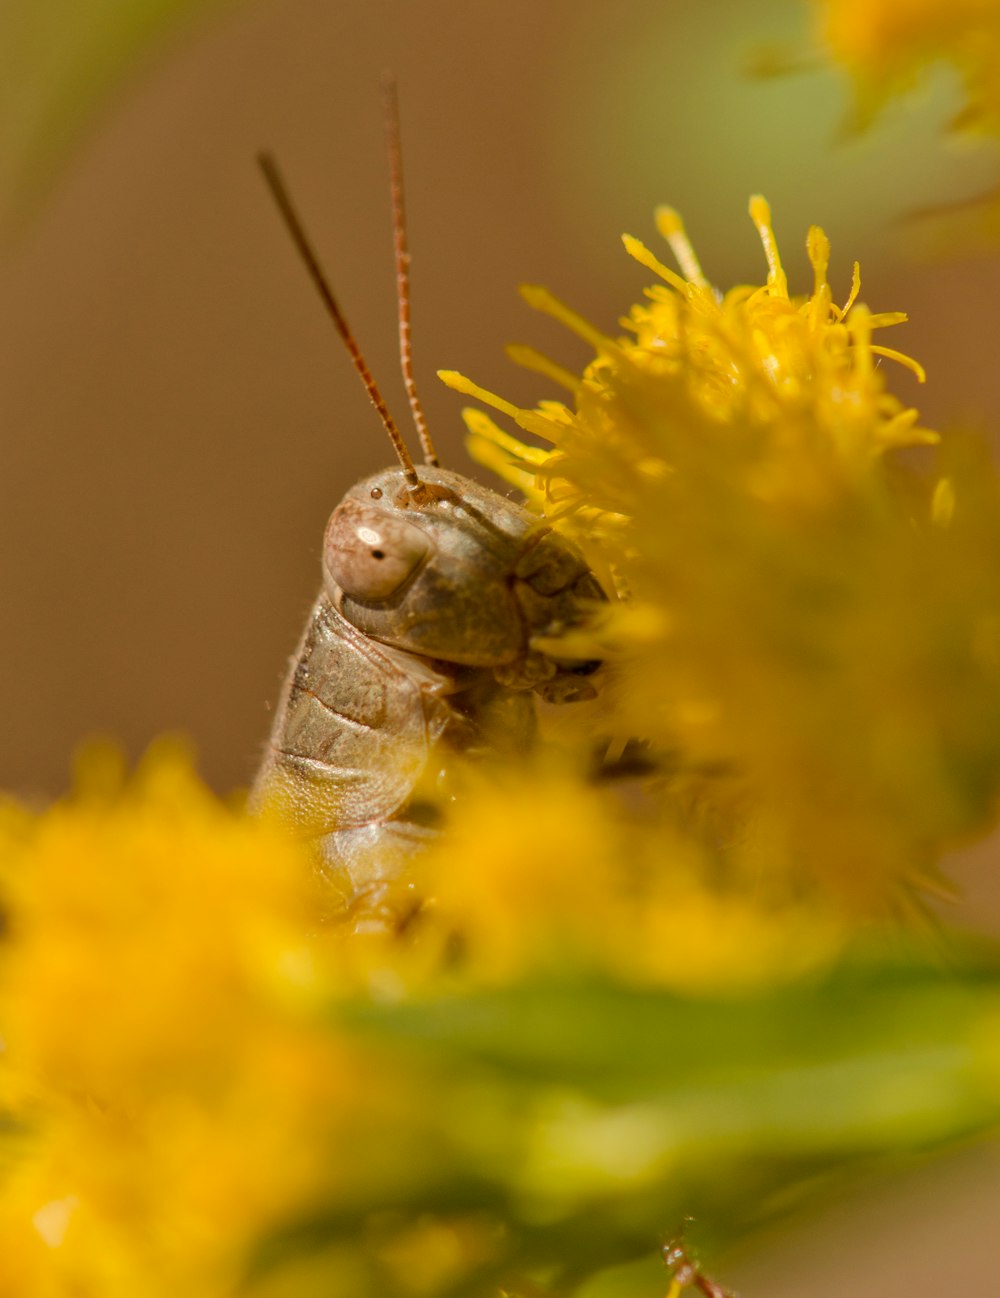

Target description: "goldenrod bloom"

left=5, top=748, right=999, bottom=1298
left=0, top=745, right=363, bottom=1297
left=0, top=742, right=847, bottom=1298
left=408, top=760, right=846, bottom=990
left=442, top=201, right=1000, bottom=910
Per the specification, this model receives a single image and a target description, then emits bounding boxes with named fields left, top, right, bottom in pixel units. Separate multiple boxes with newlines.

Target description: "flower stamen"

left=656, top=205, right=710, bottom=288
left=749, top=194, right=789, bottom=299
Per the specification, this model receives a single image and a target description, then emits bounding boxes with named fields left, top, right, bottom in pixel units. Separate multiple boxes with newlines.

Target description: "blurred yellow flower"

left=0, top=743, right=360, bottom=1298
left=817, top=0, right=1000, bottom=131
left=408, top=760, right=846, bottom=991
left=0, top=744, right=859, bottom=1298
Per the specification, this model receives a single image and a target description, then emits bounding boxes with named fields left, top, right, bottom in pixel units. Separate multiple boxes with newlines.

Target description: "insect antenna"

left=257, top=151, right=421, bottom=489
left=382, top=74, right=440, bottom=467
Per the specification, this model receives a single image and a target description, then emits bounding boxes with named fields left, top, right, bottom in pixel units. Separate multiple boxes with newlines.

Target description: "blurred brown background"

left=2, top=0, right=1000, bottom=1290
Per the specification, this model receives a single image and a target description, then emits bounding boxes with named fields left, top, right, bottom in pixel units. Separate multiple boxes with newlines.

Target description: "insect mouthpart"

left=511, top=541, right=606, bottom=666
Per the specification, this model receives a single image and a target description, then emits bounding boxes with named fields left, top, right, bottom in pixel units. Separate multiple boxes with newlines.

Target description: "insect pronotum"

left=252, top=80, right=605, bottom=924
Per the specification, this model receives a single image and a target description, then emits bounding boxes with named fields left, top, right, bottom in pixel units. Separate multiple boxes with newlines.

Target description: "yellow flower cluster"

left=0, top=745, right=362, bottom=1298
left=406, top=760, right=845, bottom=992
left=0, top=746, right=849, bottom=1298
left=442, top=199, right=1000, bottom=911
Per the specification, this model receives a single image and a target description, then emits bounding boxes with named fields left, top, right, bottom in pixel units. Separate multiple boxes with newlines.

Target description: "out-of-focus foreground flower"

left=0, top=745, right=355, bottom=1296
left=6, top=195, right=1000, bottom=1296
left=3, top=746, right=1000, bottom=1298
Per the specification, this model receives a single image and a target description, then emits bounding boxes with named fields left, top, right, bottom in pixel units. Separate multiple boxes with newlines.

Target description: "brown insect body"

left=253, top=87, right=603, bottom=917
left=253, top=465, right=603, bottom=912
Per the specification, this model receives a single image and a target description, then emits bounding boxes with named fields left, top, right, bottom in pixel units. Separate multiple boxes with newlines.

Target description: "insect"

left=252, top=82, right=604, bottom=923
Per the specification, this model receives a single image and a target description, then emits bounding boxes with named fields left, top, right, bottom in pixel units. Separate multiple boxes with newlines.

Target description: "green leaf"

left=252, top=950, right=1000, bottom=1296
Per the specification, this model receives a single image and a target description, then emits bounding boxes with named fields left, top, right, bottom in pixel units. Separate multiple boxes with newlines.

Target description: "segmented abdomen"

left=252, top=595, right=440, bottom=837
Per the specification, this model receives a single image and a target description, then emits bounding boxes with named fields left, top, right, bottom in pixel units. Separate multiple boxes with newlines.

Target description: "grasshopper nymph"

left=252, top=84, right=604, bottom=923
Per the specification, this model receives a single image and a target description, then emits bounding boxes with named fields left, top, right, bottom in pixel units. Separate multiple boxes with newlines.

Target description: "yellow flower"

left=408, top=760, right=846, bottom=991
left=441, top=201, right=1000, bottom=910
left=443, top=196, right=929, bottom=532
left=0, top=745, right=849, bottom=1298
left=0, top=743, right=362, bottom=1298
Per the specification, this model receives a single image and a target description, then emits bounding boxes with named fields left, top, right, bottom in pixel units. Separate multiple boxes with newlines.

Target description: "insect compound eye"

left=323, top=498, right=431, bottom=602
